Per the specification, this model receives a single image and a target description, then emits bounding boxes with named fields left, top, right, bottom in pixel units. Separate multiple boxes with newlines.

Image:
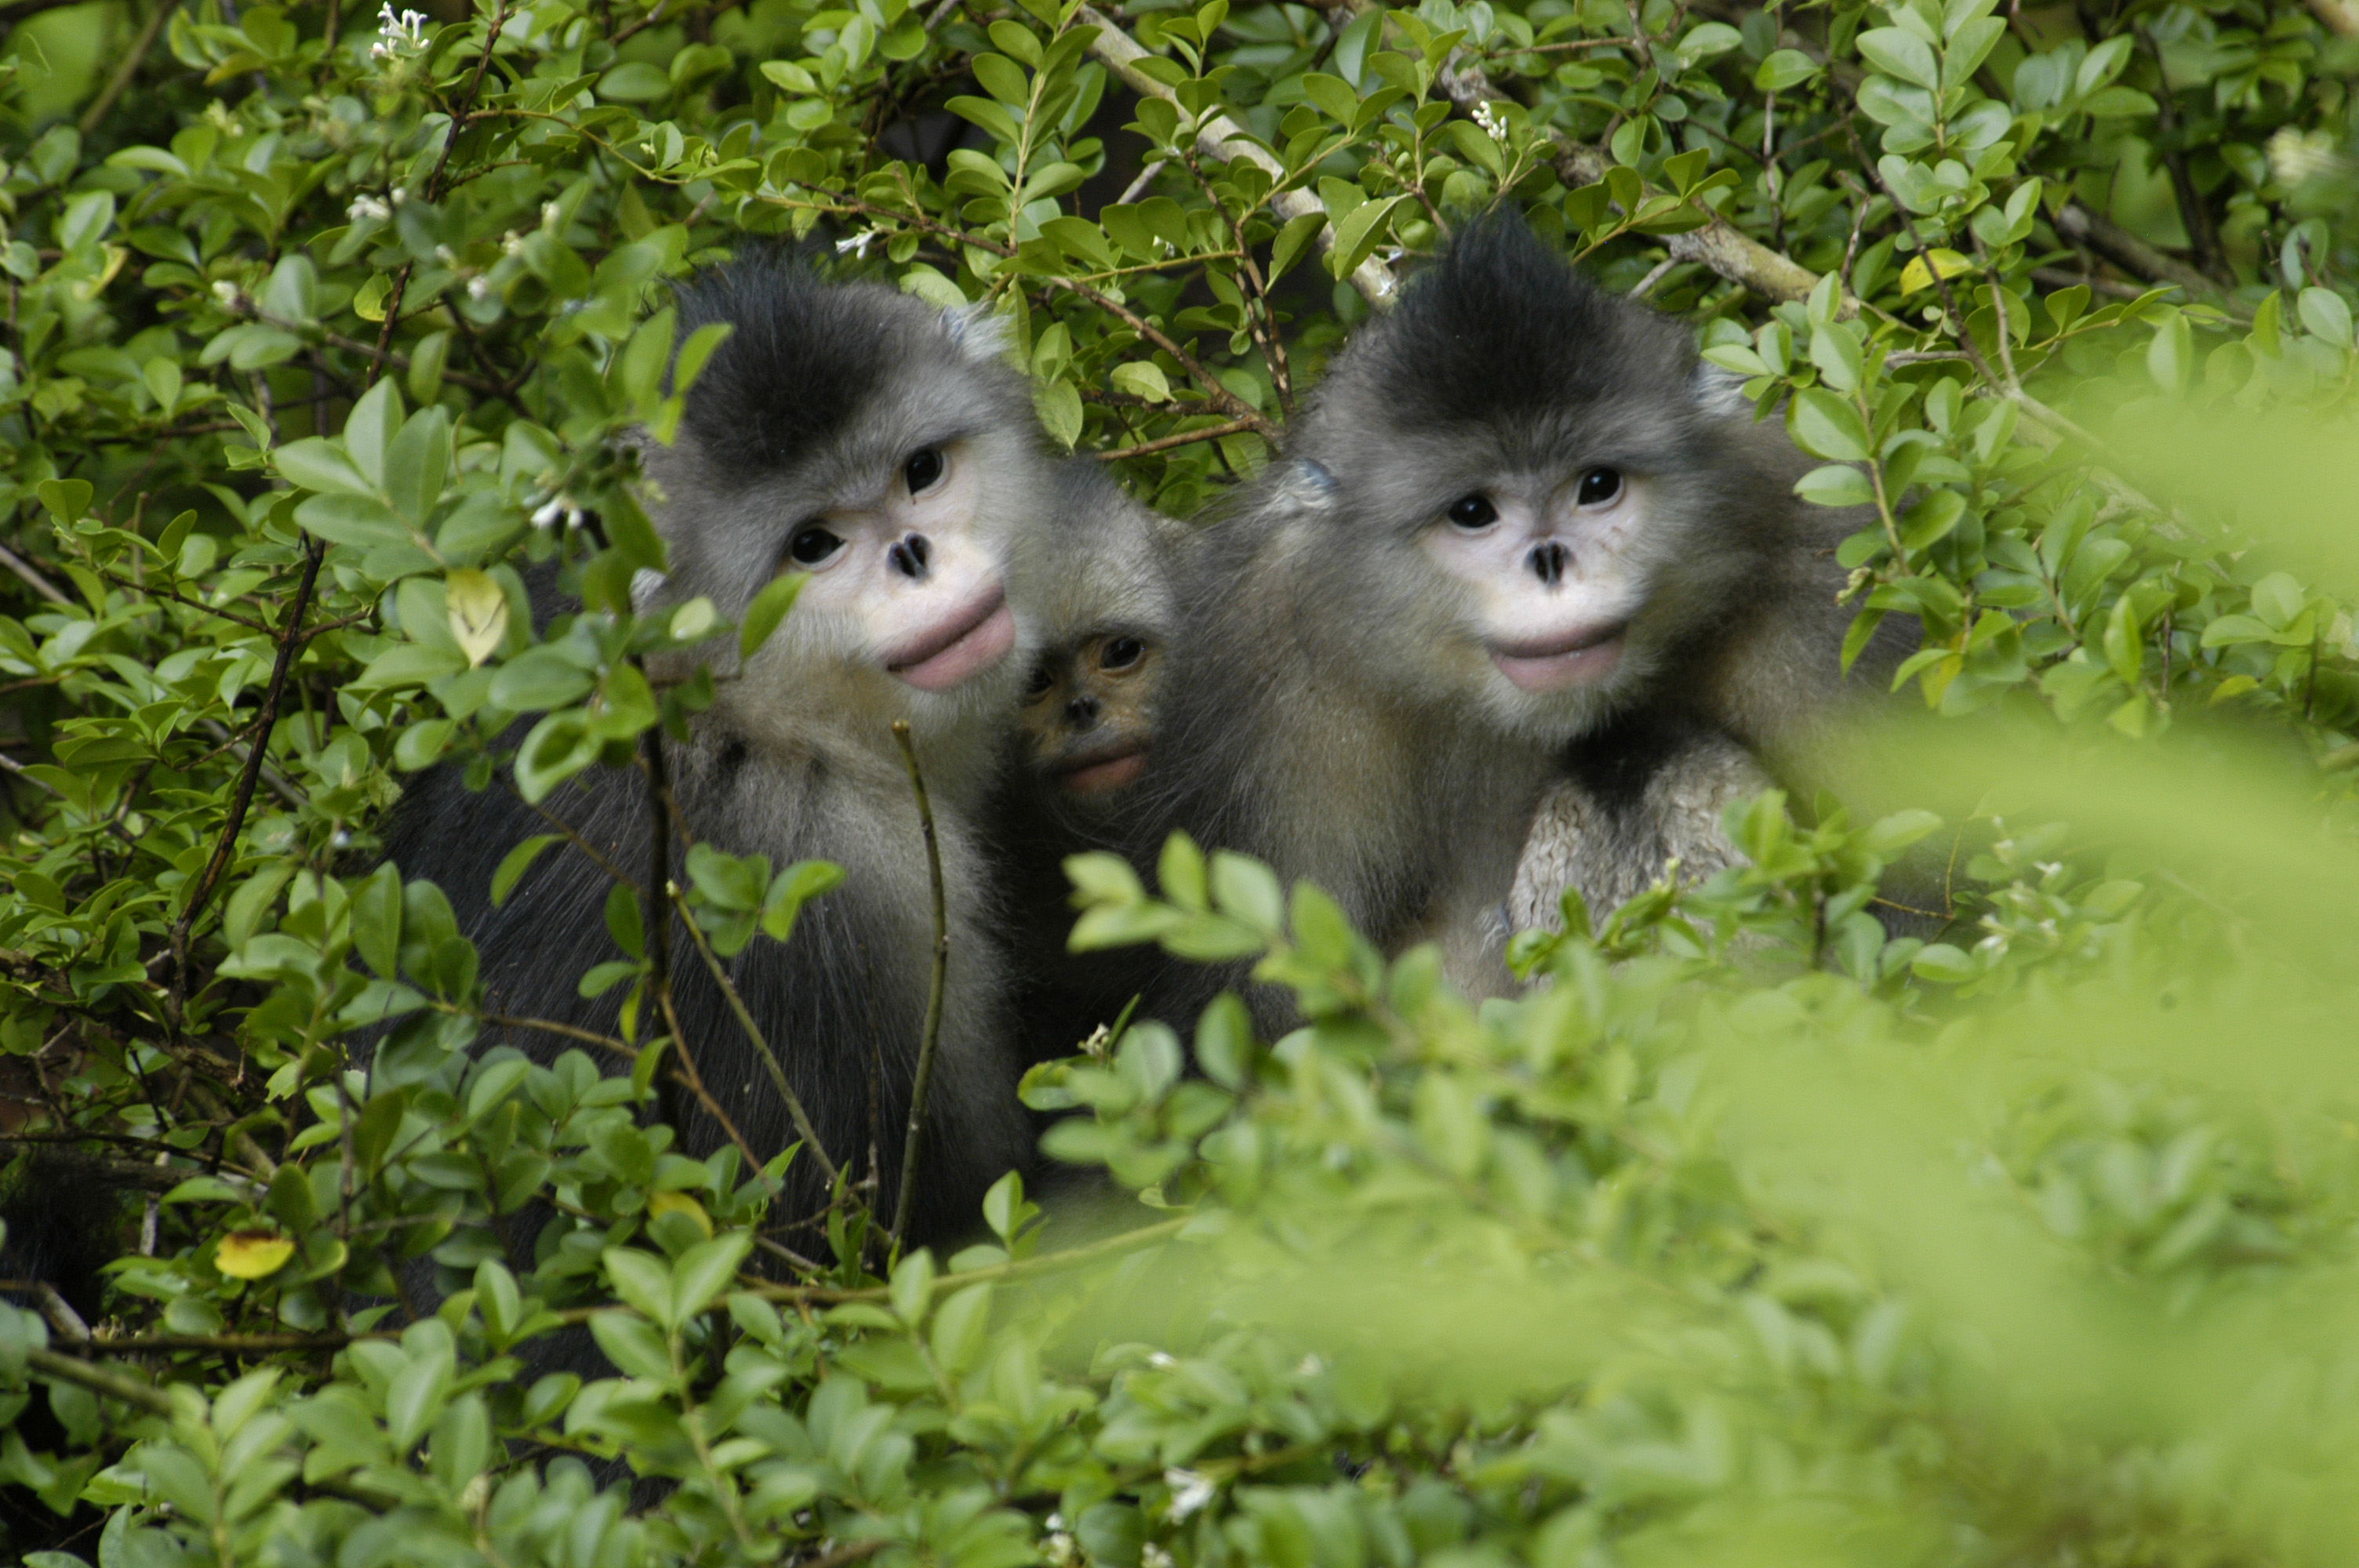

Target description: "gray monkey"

left=1131, top=211, right=1903, bottom=1024
left=384, top=256, right=1056, bottom=1247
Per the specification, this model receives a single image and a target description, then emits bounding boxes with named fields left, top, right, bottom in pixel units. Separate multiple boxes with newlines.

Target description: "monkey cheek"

left=890, top=600, right=1018, bottom=691
left=1488, top=637, right=1623, bottom=693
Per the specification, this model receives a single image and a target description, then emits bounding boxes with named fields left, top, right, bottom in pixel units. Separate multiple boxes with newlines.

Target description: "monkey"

left=1123, top=209, right=1908, bottom=1027
left=381, top=255, right=1060, bottom=1254
left=989, top=458, right=1193, bottom=1063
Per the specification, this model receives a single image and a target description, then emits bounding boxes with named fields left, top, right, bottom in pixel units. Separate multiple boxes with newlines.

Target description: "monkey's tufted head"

left=634, top=253, right=1060, bottom=754
left=1266, top=210, right=1808, bottom=745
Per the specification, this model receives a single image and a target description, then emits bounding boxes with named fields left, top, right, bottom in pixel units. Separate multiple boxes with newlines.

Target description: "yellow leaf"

left=445, top=568, right=510, bottom=669
left=1899, top=249, right=1973, bottom=294
left=354, top=274, right=391, bottom=323
left=647, top=1190, right=714, bottom=1238
left=216, top=1232, right=295, bottom=1279
left=2209, top=675, right=2261, bottom=704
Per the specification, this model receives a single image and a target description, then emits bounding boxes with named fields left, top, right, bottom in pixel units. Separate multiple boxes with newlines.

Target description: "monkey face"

left=1419, top=460, right=1650, bottom=696
left=776, top=435, right=1020, bottom=695
left=1017, top=629, right=1158, bottom=795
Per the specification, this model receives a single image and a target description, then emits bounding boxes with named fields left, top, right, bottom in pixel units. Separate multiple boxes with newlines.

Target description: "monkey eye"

left=903, top=447, right=946, bottom=494
left=1576, top=467, right=1623, bottom=506
left=1023, top=663, right=1056, bottom=700
left=1446, top=494, right=1498, bottom=530
left=787, top=524, right=845, bottom=566
left=1100, top=635, right=1147, bottom=672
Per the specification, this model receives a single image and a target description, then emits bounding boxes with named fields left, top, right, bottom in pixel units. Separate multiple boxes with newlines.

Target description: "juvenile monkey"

left=385, top=256, right=1055, bottom=1246
left=993, top=459, right=1191, bottom=1059
left=1131, top=212, right=1898, bottom=1022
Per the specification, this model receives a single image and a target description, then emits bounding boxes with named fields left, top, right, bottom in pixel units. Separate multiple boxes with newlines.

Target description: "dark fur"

left=384, top=260, right=1048, bottom=1252
left=988, top=459, right=1189, bottom=1062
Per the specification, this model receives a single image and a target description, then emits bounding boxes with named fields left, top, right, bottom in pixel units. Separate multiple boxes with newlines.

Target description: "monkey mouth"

left=1056, top=742, right=1147, bottom=794
left=1488, top=622, right=1627, bottom=692
left=885, top=586, right=1016, bottom=691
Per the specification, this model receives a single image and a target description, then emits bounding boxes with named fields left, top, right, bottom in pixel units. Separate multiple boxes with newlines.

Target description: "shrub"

left=2, top=0, right=2357, bottom=1561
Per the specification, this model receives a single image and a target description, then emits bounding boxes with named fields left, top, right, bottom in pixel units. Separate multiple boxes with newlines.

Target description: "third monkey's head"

left=1011, top=460, right=1188, bottom=809
left=1270, top=210, right=1803, bottom=745
left=1020, top=622, right=1164, bottom=798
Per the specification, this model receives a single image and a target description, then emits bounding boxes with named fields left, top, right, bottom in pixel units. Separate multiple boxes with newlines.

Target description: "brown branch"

left=668, top=884, right=843, bottom=1192
left=167, top=536, right=325, bottom=1006
left=888, top=722, right=948, bottom=1251
left=1092, top=416, right=1261, bottom=460
left=2051, top=203, right=2237, bottom=310
left=0, top=541, right=72, bottom=607
left=94, top=568, right=274, bottom=633
left=1044, top=278, right=1280, bottom=438
left=25, top=1347, right=175, bottom=1415
left=78, top=0, right=181, bottom=136
left=1077, top=5, right=1398, bottom=307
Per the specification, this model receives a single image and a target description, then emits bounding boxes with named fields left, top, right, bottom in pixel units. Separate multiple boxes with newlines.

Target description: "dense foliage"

left=2, top=0, right=2358, bottom=1559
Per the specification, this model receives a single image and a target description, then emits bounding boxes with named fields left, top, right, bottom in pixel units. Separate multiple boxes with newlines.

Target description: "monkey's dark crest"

left=1128, top=210, right=1904, bottom=1025
left=386, top=257, right=1054, bottom=1255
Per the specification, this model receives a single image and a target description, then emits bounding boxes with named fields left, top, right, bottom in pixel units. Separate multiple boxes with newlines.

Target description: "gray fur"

left=1508, top=731, right=1767, bottom=931
left=385, top=262, right=1056, bottom=1247
left=1127, top=213, right=1899, bottom=1023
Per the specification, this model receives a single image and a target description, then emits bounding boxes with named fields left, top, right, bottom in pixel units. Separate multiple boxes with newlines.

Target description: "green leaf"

left=35, top=478, right=92, bottom=524
left=491, top=834, right=564, bottom=907
left=1754, top=48, right=1820, bottom=91
left=352, top=862, right=403, bottom=978
left=1857, top=27, right=1939, bottom=89
left=1794, top=464, right=1876, bottom=507
left=603, top=1247, right=675, bottom=1327
left=670, top=1230, right=754, bottom=1327
left=741, top=572, right=808, bottom=661
left=1787, top=387, right=1872, bottom=463
left=2298, top=287, right=2353, bottom=348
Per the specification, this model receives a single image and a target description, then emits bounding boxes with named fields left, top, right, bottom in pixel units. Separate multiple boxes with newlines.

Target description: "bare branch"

left=1078, top=5, right=1399, bottom=307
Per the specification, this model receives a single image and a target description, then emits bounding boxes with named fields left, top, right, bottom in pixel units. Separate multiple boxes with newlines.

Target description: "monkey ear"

left=1688, top=360, right=1752, bottom=419
left=940, top=303, right=1014, bottom=364
left=1270, top=458, right=1339, bottom=514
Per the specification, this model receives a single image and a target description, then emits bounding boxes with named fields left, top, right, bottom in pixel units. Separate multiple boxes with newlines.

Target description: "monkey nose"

left=1528, top=541, right=1570, bottom=586
left=888, top=532, right=932, bottom=580
left=1065, top=695, right=1100, bottom=727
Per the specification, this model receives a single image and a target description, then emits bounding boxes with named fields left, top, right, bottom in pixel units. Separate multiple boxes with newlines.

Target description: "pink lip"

left=885, top=586, right=1016, bottom=691
left=1056, top=744, right=1147, bottom=794
left=1488, top=623, right=1627, bottom=691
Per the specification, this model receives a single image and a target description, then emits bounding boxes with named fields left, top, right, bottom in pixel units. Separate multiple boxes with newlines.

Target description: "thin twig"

left=669, top=884, right=844, bottom=1192
left=0, top=754, right=63, bottom=798
left=639, top=719, right=681, bottom=1128
left=167, top=537, right=326, bottom=1007
left=0, top=541, right=72, bottom=607
left=194, top=719, right=308, bottom=811
left=1092, top=416, right=1261, bottom=461
left=1077, top=4, right=1398, bottom=306
left=94, top=568, right=275, bottom=633
left=78, top=0, right=182, bottom=135
left=1043, top=278, right=1280, bottom=438
left=25, top=1348, right=174, bottom=1415
left=888, top=721, right=948, bottom=1252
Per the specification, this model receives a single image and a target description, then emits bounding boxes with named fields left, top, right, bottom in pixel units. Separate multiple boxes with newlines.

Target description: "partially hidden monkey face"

left=1418, top=459, right=1650, bottom=699
left=779, top=435, right=1019, bottom=695
left=1017, top=628, right=1159, bottom=795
